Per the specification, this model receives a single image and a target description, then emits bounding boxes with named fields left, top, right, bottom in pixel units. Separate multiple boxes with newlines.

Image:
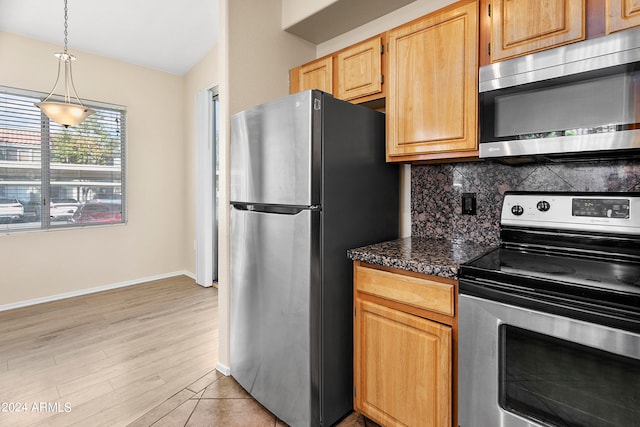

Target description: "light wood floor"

left=0, top=275, right=218, bottom=427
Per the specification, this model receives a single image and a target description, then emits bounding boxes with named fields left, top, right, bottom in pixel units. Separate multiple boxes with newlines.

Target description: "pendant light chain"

left=63, top=0, right=69, bottom=54
left=34, top=0, right=95, bottom=127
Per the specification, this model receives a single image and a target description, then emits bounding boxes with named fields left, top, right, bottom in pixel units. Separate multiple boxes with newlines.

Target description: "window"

left=0, top=86, right=126, bottom=232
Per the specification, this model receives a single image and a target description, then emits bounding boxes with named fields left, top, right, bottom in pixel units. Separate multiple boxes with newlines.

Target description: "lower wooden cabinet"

left=354, top=299, right=451, bottom=427
left=353, top=262, right=456, bottom=427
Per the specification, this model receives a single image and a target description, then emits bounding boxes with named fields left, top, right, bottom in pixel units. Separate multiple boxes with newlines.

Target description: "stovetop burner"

left=617, top=273, right=640, bottom=286
left=502, top=256, right=576, bottom=276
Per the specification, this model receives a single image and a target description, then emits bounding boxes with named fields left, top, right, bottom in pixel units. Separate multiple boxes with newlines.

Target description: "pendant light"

left=35, top=0, right=94, bottom=127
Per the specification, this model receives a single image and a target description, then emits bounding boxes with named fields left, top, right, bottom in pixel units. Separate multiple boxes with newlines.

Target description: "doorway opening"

left=196, top=86, right=219, bottom=286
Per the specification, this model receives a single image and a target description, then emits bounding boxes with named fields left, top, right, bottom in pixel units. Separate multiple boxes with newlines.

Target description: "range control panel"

left=572, top=198, right=630, bottom=218
left=501, top=192, right=640, bottom=235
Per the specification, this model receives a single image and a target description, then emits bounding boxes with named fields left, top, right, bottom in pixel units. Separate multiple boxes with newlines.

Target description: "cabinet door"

left=336, top=36, right=383, bottom=101
left=289, top=66, right=301, bottom=94
left=386, top=1, right=478, bottom=161
left=354, top=298, right=452, bottom=427
left=297, top=57, right=333, bottom=94
left=607, top=0, right=640, bottom=33
left=490, top=0, right=585, bottom=62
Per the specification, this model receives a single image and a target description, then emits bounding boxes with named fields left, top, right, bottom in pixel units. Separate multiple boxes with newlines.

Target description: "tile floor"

left=128, top=369, right=379, bottom=427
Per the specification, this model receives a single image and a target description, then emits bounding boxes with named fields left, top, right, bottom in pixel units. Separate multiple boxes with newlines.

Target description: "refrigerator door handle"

left=231, top=203, right=319, bottom=215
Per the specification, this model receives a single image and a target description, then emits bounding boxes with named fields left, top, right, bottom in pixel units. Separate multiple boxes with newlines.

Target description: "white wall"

left=281, top=0, right=339, bottom=29
left=0, top=31, right=188, bottom=307
left=228, top=0, right=316, bottom=115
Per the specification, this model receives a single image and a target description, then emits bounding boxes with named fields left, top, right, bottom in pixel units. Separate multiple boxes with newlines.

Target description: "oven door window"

left=499, top=325, right=640, bottom=426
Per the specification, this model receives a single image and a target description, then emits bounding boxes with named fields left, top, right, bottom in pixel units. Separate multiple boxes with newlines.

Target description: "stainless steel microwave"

left=479, top=26, right=640, bottom=162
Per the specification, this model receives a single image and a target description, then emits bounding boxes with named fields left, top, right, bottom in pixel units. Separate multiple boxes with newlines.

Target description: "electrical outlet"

left=462, top=193, right=477, bottom=215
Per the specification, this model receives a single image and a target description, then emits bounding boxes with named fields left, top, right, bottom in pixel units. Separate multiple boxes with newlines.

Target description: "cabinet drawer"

left=355, top=265, right=454, bottom=316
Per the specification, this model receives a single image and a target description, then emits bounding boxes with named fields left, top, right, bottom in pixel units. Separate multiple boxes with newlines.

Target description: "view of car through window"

left=72, top=202, right=122, bottom=224
left=0, top=193, right=122, bottom=227
left=0, top=197, right=24, bottom=223
left=50, top=198, right=80, bottom=222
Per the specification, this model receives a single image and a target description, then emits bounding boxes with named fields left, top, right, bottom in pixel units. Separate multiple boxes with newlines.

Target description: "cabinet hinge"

left=380, top=74, right=384, bottom=85
left=381, top=43, right=384, bottom=54
left=353, top=386, right=356, bottom=398
left=488, top=42, right=491, bottom=56
left=354, top=306, right=356, bottom=317
left=488, top=3, right=491, bottom=17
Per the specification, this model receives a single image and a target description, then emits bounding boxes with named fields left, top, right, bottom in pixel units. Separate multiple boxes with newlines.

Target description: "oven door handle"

left=459, top=278, right=640, bottom=333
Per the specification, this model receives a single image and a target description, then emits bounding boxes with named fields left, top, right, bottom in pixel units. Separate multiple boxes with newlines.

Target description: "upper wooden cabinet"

left=386, top=0, right=479, bottom=162
left=607, top=0, right=640, bottom=33
left=290, top=56, right=333, bottom=94
left=290, top=35, right=385, bottom=104
left=489, top=0, right=586, bottom=62
left=335, top=36, right=384, bottom=102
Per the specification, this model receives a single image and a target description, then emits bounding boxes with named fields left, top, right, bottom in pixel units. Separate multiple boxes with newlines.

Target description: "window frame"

left=0, top=85, right=127, bottom=233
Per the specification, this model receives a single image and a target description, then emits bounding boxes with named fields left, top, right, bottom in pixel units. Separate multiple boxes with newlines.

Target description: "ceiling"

left=284, top=0, right=416, bottom=44
left=0, top=0, right=219, bottom=76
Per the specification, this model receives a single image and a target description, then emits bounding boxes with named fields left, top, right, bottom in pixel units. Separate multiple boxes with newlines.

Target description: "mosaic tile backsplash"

left=411, top=159, right=640, bottom=247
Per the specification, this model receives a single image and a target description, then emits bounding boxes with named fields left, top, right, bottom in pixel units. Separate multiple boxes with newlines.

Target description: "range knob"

left=537, top=200, right=550, bottom=212
left=511, top=205, right=524, bottom=216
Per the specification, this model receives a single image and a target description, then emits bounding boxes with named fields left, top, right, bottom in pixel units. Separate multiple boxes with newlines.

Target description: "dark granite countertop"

left=347, top=236, right=492, bottom=280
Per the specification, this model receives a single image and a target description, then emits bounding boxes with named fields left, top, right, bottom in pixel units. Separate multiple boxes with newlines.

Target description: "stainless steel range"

left=458, top=192, right=640, bottom=427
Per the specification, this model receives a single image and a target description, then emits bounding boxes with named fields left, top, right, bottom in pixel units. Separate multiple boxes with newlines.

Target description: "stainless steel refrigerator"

left=230, top=90, right=398, bottom=427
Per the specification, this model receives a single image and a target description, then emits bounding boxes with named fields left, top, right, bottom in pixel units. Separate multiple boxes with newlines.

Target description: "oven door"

left=459, top=293, right=640, bottom=427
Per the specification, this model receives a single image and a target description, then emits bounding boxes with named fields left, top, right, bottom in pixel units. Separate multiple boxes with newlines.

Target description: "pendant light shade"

left=35, top=101, right=94, bottom=127
left=35, top=0, right=94, bottom=127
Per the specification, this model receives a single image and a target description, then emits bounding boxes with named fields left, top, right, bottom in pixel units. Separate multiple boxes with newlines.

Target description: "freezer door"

left=230, top=91, right=321, bottom=206
left=230, top=204, right=320, bottom=426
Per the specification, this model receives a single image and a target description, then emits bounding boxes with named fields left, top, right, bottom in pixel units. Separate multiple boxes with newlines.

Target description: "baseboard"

left=0, top=270, right=197, bottom=312
left=216, top=362, right=231, bottom=376
left=182, top=270, right=196, bottom=281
